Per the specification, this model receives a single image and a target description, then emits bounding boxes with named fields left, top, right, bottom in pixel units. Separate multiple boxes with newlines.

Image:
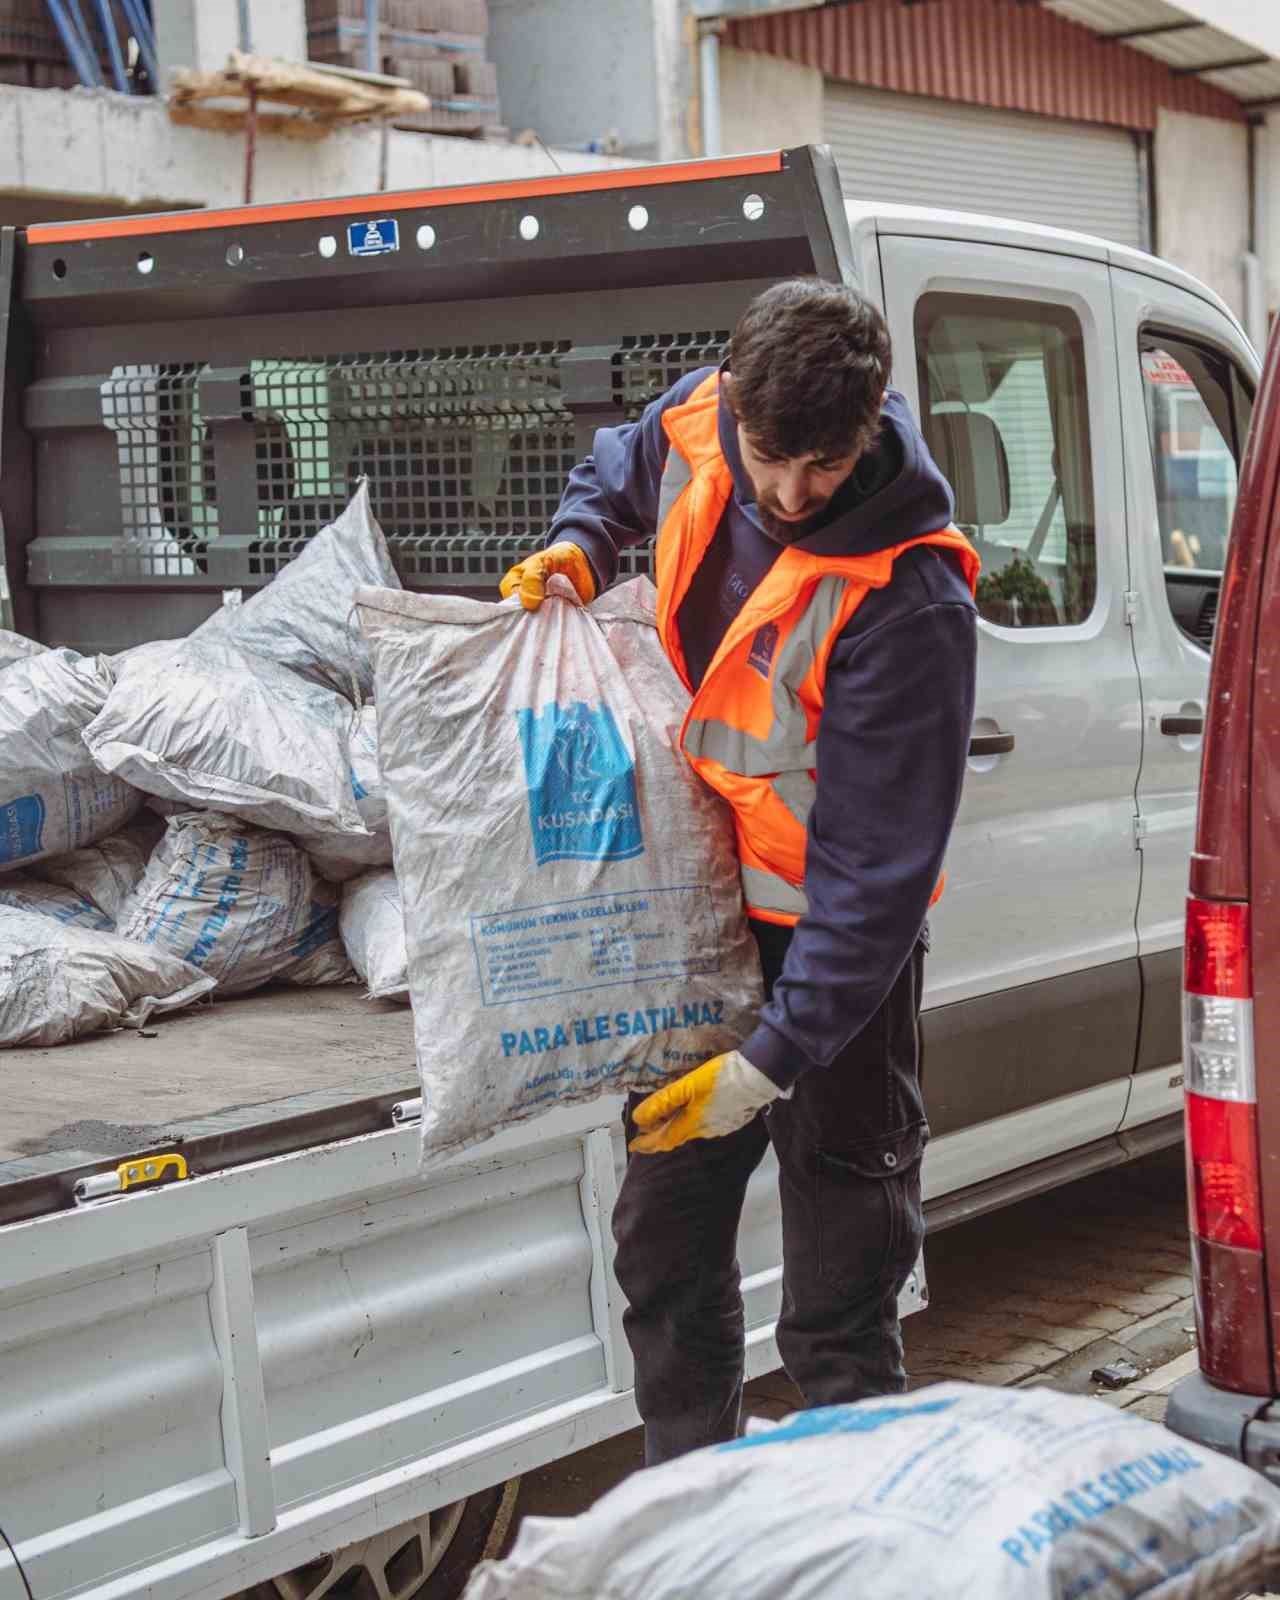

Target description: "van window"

left=914, top=295, right=1095, bottom=628
left=1138, top=332, right=1253, bottom=649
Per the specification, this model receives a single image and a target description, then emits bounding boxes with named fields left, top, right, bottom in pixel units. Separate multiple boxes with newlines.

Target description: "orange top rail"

left=25, top=151, right=786, bottom=246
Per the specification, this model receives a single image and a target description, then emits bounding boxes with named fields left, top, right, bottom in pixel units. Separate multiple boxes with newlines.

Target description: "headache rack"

left=0, top=145, right=853, bottom=653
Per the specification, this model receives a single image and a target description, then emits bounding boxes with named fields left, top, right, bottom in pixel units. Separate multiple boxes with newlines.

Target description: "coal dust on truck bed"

left=0, top=988, right=417, bottom=1224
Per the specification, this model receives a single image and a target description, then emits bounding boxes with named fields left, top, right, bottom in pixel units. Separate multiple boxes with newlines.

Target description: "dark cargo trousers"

left=612, top=920, right=928, bottom=1466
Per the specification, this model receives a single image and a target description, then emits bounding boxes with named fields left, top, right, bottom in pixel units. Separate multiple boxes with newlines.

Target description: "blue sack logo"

left=0, top=794, right=45, bottom=866
left=518, top=701, right=644, bottom=866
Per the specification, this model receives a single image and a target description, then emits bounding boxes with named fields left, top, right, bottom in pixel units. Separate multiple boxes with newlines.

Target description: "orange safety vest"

left=655, top=372, right=979, bottom=926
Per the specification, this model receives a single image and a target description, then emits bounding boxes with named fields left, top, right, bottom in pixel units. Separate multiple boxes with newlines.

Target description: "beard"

left=757, top=498, right=828, bottom=545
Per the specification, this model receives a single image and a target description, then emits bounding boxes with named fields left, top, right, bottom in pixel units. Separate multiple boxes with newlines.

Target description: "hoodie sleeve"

left=545, top=368, right=713, bottom=589
left=739, top=552, right=978, bottom=1089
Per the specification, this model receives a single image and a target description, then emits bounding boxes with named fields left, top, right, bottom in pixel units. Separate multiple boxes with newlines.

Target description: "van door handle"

left=968, top=731, right=1015, bottom=757
left=1160, top=715, right=1203, bottom=737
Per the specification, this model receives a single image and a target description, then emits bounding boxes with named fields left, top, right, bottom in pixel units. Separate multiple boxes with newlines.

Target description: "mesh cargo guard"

left=0, top=147, right=853, bottom=653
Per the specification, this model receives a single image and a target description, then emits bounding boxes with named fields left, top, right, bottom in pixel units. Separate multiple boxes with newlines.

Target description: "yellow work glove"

left=629, top=1049, right=781, bottom=1155
left=499, top=542, right=598, bottom=612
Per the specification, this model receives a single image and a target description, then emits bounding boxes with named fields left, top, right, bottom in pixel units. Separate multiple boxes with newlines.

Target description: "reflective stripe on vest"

left=656, top=372, right=979, bottom=925
left=655, top=445, right=694, bottom=538
left=740, top=864, right=810, bottom=920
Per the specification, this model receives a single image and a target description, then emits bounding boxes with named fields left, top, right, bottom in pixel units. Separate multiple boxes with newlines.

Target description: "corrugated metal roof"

left=727, top=0, right=1249, bottom=129
left=1046, top=1, right=1280, bottom=108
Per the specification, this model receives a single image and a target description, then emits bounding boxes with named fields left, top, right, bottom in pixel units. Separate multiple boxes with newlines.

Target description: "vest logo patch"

left=518, top=701, right=645, bottom=866
left=746, top=622, right=780, bottom=680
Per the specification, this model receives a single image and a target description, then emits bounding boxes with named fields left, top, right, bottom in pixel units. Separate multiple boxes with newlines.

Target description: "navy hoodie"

left=547, top=368, right=977, bottom=1090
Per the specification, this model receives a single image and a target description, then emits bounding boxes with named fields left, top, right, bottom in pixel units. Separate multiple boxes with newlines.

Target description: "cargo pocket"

left=815, top=1122, right=926, bottom=1297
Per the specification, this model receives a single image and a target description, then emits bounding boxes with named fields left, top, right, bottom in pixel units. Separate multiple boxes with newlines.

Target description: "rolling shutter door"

left=823, top=84, right=1146, bottom=251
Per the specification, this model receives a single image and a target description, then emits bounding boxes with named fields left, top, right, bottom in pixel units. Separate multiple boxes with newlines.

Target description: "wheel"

left=246, top=1480, right=521, bottom=1600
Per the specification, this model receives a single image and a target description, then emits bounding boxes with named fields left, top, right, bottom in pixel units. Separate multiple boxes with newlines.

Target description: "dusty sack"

left=359, top=576, right=763, bottom=1157
left=0, top=628, right=45, bottom=670
left=465, top=1382, right=1280, bottom=1600
left=31, top=817, right=164, bottom=924
left=0, top=908, right=214, bottom=1047
left=0, top=648, right=141, bottom=872
left=339, top=868, right=409, bottom=1002
left=0, top=874, right=115, bottom=932
left=192, top=480, right=399, bottom=700
left=115, top=813, right=354, bottom=995
left=305, top=706, right=395, bottom=882
left=84, top=639, right=369, bottom=842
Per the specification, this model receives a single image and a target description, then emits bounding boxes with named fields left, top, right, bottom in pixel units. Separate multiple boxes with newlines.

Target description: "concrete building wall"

left=154, top=0, right=308, bottom=88
left=1155, top=108, right=1249, bottom=321
left=0, top=86, right=632, bottom=222
left=719, top=47, right=821, bottom=155
left=487, top=0, right=659, bottom=158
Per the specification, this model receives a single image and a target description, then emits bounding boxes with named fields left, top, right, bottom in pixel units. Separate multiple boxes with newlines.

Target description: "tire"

left=245, top=1480, right=521, bottom=1600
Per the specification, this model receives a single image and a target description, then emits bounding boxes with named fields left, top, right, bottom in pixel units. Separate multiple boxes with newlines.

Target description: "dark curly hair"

left=725, top=278, right=892, bottom=462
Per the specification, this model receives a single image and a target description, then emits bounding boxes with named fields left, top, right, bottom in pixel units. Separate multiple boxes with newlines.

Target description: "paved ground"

left=514, top=1144, right=1196, bottom=1524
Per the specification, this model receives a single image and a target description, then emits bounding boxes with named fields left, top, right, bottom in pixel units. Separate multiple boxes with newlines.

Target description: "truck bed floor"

left=3, top=987, right=416, bottom=1209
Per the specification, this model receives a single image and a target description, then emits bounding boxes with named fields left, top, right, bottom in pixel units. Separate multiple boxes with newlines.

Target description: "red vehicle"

left=1167, top=323, right=1280, bottom=1471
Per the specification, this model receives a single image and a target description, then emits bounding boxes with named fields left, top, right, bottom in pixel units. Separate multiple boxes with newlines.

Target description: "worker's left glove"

left=629, top=1049, right=780, bottom=1154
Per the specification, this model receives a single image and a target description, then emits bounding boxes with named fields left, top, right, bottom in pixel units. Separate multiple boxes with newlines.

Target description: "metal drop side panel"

left=0, top=1099, right=871, bottom=1600
left=823, top=84, right=1148, bottom=253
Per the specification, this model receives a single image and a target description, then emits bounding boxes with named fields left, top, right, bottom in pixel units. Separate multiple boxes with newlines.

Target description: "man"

left=500, top=278, right=978, bottom=1464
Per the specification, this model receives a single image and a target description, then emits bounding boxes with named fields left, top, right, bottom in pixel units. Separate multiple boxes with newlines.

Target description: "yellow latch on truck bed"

left=73, top=1153, right=188, bottom=1204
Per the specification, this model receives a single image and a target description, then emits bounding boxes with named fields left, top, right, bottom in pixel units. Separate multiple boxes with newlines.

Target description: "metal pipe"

left=91, top=0, right=129, bottom=92
left=65, top=0, right=105, bottom=85
left=244, top=86, right=259, bottom=205
left=238, top=0, right=252, bottom=54
left=44, top=0, right=99, bottom=86
left=1243, top=252, right=1265, bottom=355
left=1245, top=119, right=1268, bottom=354
left=365, top=0, right=380, bottom=73
left=699, top=22, right=721, bottom=159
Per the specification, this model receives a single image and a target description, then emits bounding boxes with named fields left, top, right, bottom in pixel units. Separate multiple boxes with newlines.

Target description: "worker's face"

left=737, top=426, right=860, bottom=544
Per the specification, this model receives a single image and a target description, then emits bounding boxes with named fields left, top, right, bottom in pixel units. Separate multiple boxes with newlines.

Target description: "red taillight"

left=1183, top=896, right=1271, bottom=1393
left=1185, top=1094, right=1263, bottom=1250
left=1184, top=897, right=1258, bottom=1252
left=1185, top=899, right=1252, bottom=1000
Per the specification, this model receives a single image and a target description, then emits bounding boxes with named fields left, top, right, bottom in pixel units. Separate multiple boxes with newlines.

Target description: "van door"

left=879, top=235, right=1141, bottom=1187
left=1110, top=269, right=1258, bottom=1130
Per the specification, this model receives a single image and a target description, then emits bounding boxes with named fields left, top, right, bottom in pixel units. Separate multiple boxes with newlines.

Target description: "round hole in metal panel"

left=518, top=214, right=540, bottom=241
left=742, top=193, right=765, bottom=223
left=136, top=251, right=155, bottom=274
left=627, top=204, right=649, bottom=232
left=225, top=243, right=244, bottom=266
left=51, top=258, right=67, bottom=279
left=318, top=234, right=338, bottom=259
left=416, top=223, right=436, bottom=250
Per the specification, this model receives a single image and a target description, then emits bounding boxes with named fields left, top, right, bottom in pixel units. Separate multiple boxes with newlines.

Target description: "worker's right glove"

left=499, top=542, right=598, bottom=612
left=629, top=1050, right=781, bottom=1154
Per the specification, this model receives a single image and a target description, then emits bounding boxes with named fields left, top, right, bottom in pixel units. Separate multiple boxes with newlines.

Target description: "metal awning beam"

left=1171, top=53, right=1271, bottom=76
left=1098, top=20, right=1206, bottom=43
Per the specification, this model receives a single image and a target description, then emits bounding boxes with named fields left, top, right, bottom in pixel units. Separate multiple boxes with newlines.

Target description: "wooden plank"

left=168, top=51, right=430, bottom=121
left=168, top=104, right=333, bottom=140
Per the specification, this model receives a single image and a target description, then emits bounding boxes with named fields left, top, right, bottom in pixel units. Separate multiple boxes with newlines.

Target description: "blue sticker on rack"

left=347, top=218, right=400, bottom=258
